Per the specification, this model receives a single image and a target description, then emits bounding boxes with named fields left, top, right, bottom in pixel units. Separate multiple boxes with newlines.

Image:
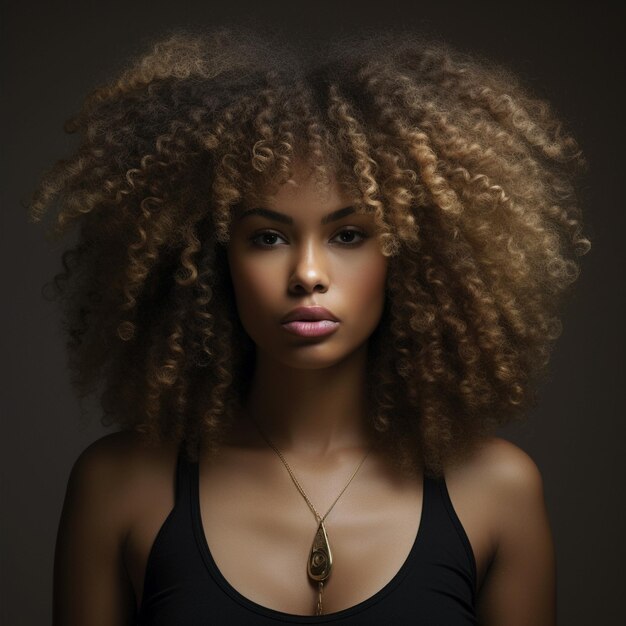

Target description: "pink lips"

left=282, top=320, right=340, bottom=337
left=281, top=306, right=340, bottom=338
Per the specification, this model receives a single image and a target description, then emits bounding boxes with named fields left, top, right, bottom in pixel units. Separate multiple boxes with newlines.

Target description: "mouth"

left=281, top=305, right=340, bottom=324
left=281, top=319, right=340, bottom=338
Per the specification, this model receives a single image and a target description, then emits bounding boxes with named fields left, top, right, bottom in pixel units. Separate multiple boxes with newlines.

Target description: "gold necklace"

left=249, top=417, right=373, bottom=616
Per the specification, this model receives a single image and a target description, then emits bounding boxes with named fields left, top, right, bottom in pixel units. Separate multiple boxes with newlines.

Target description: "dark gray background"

left=2, top=1, right=624, bottom=624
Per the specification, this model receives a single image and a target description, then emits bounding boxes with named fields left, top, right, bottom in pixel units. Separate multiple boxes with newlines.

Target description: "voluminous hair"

left=29, top=26, right=590, bottom=478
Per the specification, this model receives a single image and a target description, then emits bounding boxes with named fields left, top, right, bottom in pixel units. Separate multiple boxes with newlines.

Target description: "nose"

left=287, top=239, right=329, bottom=294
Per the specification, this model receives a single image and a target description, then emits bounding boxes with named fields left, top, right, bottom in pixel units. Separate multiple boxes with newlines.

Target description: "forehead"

left=234, top=161, right=366, bottom=220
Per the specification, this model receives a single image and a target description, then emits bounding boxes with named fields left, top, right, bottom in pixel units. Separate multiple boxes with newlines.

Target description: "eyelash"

left=250, top=228, right=369, bottom=249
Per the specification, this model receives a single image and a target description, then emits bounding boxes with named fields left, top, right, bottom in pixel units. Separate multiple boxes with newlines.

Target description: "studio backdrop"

left=2, top=2, right=623, bottom=625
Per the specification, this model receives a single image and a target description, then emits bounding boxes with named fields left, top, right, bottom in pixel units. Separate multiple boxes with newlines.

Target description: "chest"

left=125, top=453, right=494, bottom=616
left=199, top=464, right=427, bottom=615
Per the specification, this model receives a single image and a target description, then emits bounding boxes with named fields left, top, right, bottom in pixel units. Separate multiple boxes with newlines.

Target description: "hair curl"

left=29, top=25, right=590, bottom=478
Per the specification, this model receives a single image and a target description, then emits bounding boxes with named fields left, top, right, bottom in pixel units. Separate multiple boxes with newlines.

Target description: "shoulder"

left=54, top=434, right=180, bottom=622
left=445, top=436, right=548, bottom=547
left=71, top=430, right=141, bottom=472
left=64, top=431, right=179, bottom=534
left=69, top=430, right=161, bottom=489
left=461, top=442, right=556, bottom=622
left=466, top=437, right=552, bottom=562
left=469, top=436, right=545, bottom=490
left=71, top=430, right=179, bottom=475
left=466, top=436, right=547, bottom=516
left=448, top=436, right=546, bottom=494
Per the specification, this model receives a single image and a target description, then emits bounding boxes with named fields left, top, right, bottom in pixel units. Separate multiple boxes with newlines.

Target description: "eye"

left=250, top=231, right=287, bottom=248
left=333, top=229, right=368, bottom=246
left=250, top=228, right=368, bottom=249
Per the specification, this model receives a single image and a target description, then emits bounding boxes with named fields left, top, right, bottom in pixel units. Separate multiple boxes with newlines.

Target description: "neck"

left=235, top=343, right=374, bottom=459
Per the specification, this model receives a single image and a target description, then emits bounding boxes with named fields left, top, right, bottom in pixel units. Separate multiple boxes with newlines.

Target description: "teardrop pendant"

left=308, top=520, right=333, bottom=582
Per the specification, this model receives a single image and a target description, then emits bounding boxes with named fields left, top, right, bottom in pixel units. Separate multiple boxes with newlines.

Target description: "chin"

left=259, top=339, right=369, bottom=371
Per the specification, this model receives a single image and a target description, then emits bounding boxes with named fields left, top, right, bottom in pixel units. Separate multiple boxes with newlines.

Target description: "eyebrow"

left=236, top=206, right=357, bottom=225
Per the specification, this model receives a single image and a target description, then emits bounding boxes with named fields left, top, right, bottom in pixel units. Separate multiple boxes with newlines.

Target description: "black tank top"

left=136, top=444, right=478, bottom=625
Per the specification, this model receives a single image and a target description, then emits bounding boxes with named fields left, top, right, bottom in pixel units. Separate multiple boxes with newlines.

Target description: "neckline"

left=189, top=458, right=428, bottom=623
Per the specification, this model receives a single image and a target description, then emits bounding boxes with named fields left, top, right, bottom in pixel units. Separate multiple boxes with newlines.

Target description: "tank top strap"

left=173, top=439, right=192, bottom=505
left=420, top=472, right=457, bottom=522
left=418, top=473, right=438, bottom=531
left=426, top=473, right=479, bottom=600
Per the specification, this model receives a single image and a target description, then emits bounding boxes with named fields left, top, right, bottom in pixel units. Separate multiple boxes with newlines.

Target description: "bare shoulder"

left=73, top=430, right=178, bottom=472
left=462, top=439, right=556, bottom=624
left=66, top=430, right=179, bottom=532
left=447, top=435, right=546, bottom=500
left=468, top=435, right=545, bottom=489
left=460, top=436, right=547, bottom=529
left=71, top=430, right=141, bottom=474
left=443, top=436, right=549, bottom=588
left=55, top=432, right=181, bottom=624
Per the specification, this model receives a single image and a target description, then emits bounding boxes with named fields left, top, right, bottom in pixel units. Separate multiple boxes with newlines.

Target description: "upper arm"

left=476, top=438, right=556, bottom=626
left=53, top=433, right=138, bottom=626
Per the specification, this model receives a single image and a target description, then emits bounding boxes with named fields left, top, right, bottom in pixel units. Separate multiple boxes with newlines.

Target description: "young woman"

left=32, top=26, right=590, bottom=625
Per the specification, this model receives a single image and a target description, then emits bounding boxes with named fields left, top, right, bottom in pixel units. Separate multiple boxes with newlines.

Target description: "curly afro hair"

left=29, top=25, right=590, bottom=478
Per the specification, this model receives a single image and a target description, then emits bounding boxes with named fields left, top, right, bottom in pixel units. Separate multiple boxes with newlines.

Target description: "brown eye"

left=250, top=232, right=286, bottom=248
left=333, top=229, right=368, bottom=246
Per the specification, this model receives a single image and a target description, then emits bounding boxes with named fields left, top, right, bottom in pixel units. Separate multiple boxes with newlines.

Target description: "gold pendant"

left=308, top=520, right=332, bottom=582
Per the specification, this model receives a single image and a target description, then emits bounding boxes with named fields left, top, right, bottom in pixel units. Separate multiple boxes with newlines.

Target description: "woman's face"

left=227, top=161, right=389, bottom=369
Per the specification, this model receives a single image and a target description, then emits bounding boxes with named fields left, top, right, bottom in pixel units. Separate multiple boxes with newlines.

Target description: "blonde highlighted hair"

left=29, top=26, right=590, bottom=477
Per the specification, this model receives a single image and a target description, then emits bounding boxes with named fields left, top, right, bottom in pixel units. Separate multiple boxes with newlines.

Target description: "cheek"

left=340, top=255, right=388, bottom=319
left=228, top=256, right=280, bottom=326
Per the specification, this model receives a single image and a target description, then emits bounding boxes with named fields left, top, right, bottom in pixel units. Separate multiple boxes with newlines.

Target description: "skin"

left=52, top=160, right=557, bottom=625
left=225, top=159, right=388, bottom=456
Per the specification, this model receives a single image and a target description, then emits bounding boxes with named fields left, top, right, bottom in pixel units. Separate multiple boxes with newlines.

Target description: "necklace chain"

left=247, top=415, right=374, bottom=615
left=251, top=419, right=373, bottom=522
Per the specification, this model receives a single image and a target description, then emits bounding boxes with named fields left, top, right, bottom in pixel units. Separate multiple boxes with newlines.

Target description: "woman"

left=32, top=26, right=590, bottom=624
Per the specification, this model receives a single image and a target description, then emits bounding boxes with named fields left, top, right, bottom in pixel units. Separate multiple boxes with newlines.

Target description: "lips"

left=281, top=306, right=339, bottom=323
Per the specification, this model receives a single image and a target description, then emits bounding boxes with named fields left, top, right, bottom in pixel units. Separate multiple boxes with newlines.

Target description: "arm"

left=53, top=435, right=137, bottom=626
left=476, top=440, right=557, bottom=626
